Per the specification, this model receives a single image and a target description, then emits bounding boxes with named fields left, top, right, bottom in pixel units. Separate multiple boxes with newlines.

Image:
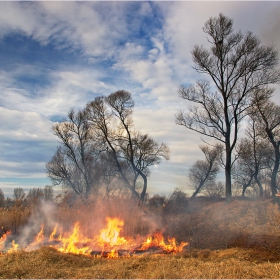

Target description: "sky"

left=0, top=1, right=280, bottom=198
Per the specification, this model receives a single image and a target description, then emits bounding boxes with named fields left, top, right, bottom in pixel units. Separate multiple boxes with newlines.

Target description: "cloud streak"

left=0, top=1, right=280, bottom=197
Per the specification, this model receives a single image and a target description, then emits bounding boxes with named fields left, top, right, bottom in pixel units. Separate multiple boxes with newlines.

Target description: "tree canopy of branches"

left=176, top=13, right=280, bottom=201
left=0, top=189, right=4, bottom=207
left=46, top=109, right=102, bottom=198
left=86, top=90, right=169, bottom=201
left=189, top=144, right=222, bottom=199
left=44, top=185, right=54, bottom=201
left=253, top=94, right=280, bottom=198
left=233, top=112, right=273, bottom=197
left=47, top=90, right=169, bottom=201
left=13, top=187, right=25, bottom=200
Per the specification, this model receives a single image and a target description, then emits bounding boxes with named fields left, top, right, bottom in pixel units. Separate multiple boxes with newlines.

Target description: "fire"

left=7, top=240, right=19, bottom=253
left=0, top=231, right=19, bottom=254
left=49, top=224, right=58, bottom=241
left=56, top=222, right=92, bottom=255
left=140, top=232, right=189, bottom=253
left=95, top=217, right=135, bottom=252
left=0, top=231, right=11, bottom=251
left=35, top=225, right=45, bottom=243
left=0, top=217, right=188, bottom=257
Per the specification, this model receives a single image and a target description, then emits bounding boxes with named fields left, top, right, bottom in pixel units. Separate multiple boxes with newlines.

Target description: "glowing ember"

left=0, top=217, right=188, bottom=257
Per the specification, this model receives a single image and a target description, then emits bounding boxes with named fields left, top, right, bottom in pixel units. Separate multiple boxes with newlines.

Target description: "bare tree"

left=232, top=140, right=255, bottom=197
left=85, top=95, right=139, bottom=199
left=243, top=113, right=273, bottom=196
left=203, top=181, right=224, bottom=199
left=107, top=90, right=170, bottom=200
left=189, top=144, right=222, bottom=199
left=13, top=187, right=25, bottom=200
left=0, top=189, right=5, bottom=207
left=44, top=185, right=54, bottom=201
left=253, top=94, right=280, bottom=198
left=46, top=109, right=102, bottom=198
left=86, top=90, right=169, bottom=201
left=234, top=135, right=272, bottom=197
left=27, top=188, right=44, bottom=204
left=176, top=13, right=280, bottom=201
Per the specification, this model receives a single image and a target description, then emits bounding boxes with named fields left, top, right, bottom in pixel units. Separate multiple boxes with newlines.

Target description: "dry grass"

left=164, top=198, right=280, bottom=250
left=1, top=246, right=280, bottom=279
left=2, top=197, right=280, bottom=278
left=0, top=202, right=31, bottom=235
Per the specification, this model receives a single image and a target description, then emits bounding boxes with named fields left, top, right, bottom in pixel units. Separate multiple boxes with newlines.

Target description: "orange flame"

left=95, top=217, right=135, bottom=252
left=0, top=231, right=11, bottom=251
left=56, top=222, right=92, bottom=255
left=140, top=232, right=188, bottom=253
left=49, top=224, right=58, bottom=241
left=1, top=217, right=188, bottom=257
left=35, top=225, right=45, bottom=243
left=7, top=240, right=19, bottom=253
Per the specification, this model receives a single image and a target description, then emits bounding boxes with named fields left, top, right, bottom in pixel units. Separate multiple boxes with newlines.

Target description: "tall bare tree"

left=234, top=135, right=273, bottom=197
left=189, top=144, right=222, bottom=199
left=86, top=90, right=169, bottom=201
left=176, top=13, right=280, bottom=201
left=43, top=185, right=54, bottom=201
left=106, top=91, right=170, bottom=201
left=46, top=109, right=102, bottom=198
left=253, top=94, right=280, bottom=198
left=27, top=188, right=44, bottom=204
left=13, top=187, right=25, bottom=200
left=0, top=189, right=5, bottom=207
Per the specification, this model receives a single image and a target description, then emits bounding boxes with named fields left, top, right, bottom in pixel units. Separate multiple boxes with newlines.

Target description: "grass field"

left=1, top=246, right=280, bottom=278
left=1, top=195, right=280, bottom=278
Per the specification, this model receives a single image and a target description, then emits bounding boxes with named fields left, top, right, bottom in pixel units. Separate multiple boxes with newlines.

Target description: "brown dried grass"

left=1, top=197, right=280, bottom=278
left=1, top=246, right=280, bottom=279
left=164, top=198, right=280, bottom=250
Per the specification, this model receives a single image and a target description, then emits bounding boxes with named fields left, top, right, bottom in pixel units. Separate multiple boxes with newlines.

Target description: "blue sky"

left=1, top=1, right=280, bottom=197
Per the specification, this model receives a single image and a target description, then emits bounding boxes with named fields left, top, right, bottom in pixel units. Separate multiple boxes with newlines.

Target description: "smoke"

left=5, top=195, right=164, bottom=252
left=3, top=190, right=278, bottom=254
left=83, top=196, right=163, bottom=239
left=17, top=200, right=58, bottom=248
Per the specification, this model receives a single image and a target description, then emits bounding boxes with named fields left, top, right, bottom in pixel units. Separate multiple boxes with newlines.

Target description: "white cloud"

left=0, top=107, right=54, bottom=141
left=0, top=1, right=280, bottom=196
left=0, top=65, right=118, bottom=117
left=0, top=2, right=38, bottom=37
left=0, top=107, right=56, bottom=179
left=0, top=2, right=130, bottom=59
left=0, top=160, right=47, bottom=178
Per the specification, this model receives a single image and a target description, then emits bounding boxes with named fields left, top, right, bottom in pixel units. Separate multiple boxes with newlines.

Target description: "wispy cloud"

left=0, top=1, right=280, bottom=196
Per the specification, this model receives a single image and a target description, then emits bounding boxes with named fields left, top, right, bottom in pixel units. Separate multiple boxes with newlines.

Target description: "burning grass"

left=2, top=195, right=280, bottom=278
left=0, top=215, right=188, bottom=257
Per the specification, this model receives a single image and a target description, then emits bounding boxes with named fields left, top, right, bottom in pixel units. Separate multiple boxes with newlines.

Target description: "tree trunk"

left=191, top=179, right=207, bottom=199
left=225, top=141, right=232, bottom=202
left=242, top=182, right=250, bottom=197
left=271, top=143, right=280, bottom=200
left=254, top=175, right=264, bottom=197
left=140, top=173, right=147, bottom=202
left=242, top=186, right=246, bottom=197
left=191, top=188, right=200, bottom=199
left=242, top=174, right=254, bottom=197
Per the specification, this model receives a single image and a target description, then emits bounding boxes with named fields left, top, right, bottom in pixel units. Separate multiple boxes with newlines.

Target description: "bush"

left=164, top=188, right=188, bottom=215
